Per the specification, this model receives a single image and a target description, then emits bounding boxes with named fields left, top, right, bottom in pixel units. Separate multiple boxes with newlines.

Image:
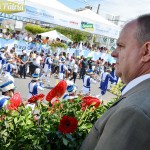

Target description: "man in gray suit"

left=80, top=14, right=150, bottom=150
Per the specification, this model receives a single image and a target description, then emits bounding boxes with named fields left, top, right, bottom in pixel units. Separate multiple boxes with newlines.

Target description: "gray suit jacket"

left=80, top=78, right=150, bottom=150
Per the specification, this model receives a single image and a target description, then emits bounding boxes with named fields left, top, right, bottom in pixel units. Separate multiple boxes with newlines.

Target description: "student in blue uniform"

left=99, top=68, right=117, bottom=96
left=82, top=70, right=97, bottom=95
left=0, top=48, right=7, bottom=80
left=27, top=74, right=44, bottom=110
left=28, top=74, right=44, bottom=99
left=40, top=54, right=52, bottom=86
left=0, top=81, right=15, bottom=109
left=4, top=58, right=16, bottom=82
left=62, top=83, right=78, bottom=101
left=110, top=66, right=119, bottom=84
left=58, top=58, right=68, bottom=80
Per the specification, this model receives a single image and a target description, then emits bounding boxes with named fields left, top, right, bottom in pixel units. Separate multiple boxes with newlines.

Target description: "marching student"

left=28, top=74, right=44, bottom=99
left=0, top=48, right=7, bottom=80
left=62, top=83, right=78, bottom=101
left=58, top=58, right=68, bottom=80
left=99, top=67, right=117, bottom=97
left=82, top=70, right=97, bottom=95
left=0, top=81, right=15, bottom=109
left=40, top=54, right=52, bottom=86
left=27, top=74, right=44, bottom=110
left=4, top=58, right=16, bottom=82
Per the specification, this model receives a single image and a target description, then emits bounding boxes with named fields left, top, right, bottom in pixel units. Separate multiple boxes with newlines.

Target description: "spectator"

left=80, top=14, right=150, bottom=150
left=24, top=34, right=32, bottom=42
left=42, top=37, right=49, bottom=44
left=20, top=50, right=29, bottom=79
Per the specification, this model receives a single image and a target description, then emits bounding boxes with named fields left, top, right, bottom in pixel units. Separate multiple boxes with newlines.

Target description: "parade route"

left=11, top=75, right=117, bottom=104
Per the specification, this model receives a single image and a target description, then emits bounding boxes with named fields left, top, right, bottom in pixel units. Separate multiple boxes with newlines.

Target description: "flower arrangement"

left=0, top=96, right=115, bottom=150
left=0, top=80, right=117, bottom=149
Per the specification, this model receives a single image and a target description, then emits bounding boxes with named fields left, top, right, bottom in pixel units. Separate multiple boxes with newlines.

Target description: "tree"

left=25, top=24, right=52, bottom=34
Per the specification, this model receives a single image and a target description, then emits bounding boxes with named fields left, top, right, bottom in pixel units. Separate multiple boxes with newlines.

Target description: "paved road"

left=1, top=75, right=117, bottom=104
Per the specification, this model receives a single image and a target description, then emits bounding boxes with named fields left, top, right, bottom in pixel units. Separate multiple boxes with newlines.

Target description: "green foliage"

left=54, top=26, right=90, bottom=43
left=0, top=98, right=115, bottom=149
left=110, top=81, right=125, bottom=97
left=24, top=24, right=91, bottom=43
left=50, top=42, right=68, bottom=51
left=25, top=24, right=52, bottom=34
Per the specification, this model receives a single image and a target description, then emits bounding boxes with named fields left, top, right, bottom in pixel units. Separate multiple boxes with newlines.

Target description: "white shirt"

left=122, top=74, right=150, bottom=95
left=69, top=60, right=75, bottom=69
left=73, top=64, right=78, bottom=73
left=33, top=56, right=42, bottom=66
left=25, top=36, right=32, bottom=42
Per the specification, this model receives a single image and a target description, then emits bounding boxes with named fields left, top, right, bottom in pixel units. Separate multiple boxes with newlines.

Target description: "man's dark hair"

left=136, top=14, right=150, bottom=45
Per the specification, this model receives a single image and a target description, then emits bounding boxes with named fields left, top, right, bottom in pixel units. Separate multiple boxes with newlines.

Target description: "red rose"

left=46, top=80, right=67, bottom=102
left=7, top=93, right=22, bottom=110
left=81, top=96, right=101, bottom=111
left=58, top=116, right=78, bottom=134
left=28, top=95, right=36, bottom=103
left=28, top=94, right=45, bottom=104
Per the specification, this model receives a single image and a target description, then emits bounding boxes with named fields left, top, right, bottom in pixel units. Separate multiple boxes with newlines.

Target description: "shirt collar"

left=122, top=74, right=150, bottom=95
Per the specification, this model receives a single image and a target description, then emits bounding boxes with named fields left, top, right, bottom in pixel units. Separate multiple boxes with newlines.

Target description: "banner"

left=81, top=21, right=94, bottom=32
left=14, top=5, right=55, bottom=24
left=0, top=38, right=116, bottom=64
left=0, top=38, right=51, bottom=54
left=0, top=0, right=25, bottom=14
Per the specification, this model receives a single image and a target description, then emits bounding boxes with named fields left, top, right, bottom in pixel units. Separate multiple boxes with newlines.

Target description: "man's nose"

left=111, top=49, right=118, bottom=58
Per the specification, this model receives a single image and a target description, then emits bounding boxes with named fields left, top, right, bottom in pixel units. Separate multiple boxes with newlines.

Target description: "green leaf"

left=14, top=118, right=18, bottom=124
left=26, top=120, right=32, bottom=125
left=11, top=111, right=19, bottom=117
left=46, top=145, right=51, bottom=150
left=66, top=134, right=74, bottom=141
left=9, top=123, right=14, bottom=130
left=63, top=138, right=69, bottom=146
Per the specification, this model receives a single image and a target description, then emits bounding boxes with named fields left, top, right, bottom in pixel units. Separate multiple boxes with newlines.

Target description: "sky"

left=58, top=0, right=150, bottom=25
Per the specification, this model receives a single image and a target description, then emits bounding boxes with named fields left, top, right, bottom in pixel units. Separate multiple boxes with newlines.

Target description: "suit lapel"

left=108, top=95, right=126, bottom=109
left=109, top=78, right=150, bottom=109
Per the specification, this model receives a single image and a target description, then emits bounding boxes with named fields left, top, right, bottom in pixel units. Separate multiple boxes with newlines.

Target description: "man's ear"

left=141, top=42, right=150, bottom=62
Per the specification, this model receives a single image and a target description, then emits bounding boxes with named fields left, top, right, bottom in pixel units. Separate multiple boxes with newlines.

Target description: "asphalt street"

left=1, top=75, right=117, bottom=103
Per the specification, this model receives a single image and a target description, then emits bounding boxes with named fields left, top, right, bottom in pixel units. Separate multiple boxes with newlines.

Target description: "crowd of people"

left=0, top=29, right=110, bottom=53
left=0, top=44, right=118, bottom=101
left=1, top=14, right=150, bottom=150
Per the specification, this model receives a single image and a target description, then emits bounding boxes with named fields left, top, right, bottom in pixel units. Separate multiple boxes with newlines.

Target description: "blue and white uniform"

left=27, top=74, right=44, bottom=111
left=5, top=63, right=15, bottom=75
left=0, top=95, right=9, bottom=109
left=28, top=81, right=44, bottom=99
left=0, top=52, right=6, bottom=77
left=40, top=57, right=52, bottom=84
left=4, top=62, right=15, bottom=82
left=58, top=62, right=68, bottom=80
left=62, top=94, right=78, bottom=101
left=62, top=84, right=78, bottom=101
left=110, top=69, right=119, bottom=84
left=82, top=74, right=97, bottom=95
left=0, top=80, right=15, bottom=109
left=99, top=72, right=117, bottom=95
left=44, top=57, right=52, bottom=73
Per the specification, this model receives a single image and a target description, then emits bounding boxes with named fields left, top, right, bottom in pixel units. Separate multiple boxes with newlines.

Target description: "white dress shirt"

left=122, top=74, right=150, bottom=95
